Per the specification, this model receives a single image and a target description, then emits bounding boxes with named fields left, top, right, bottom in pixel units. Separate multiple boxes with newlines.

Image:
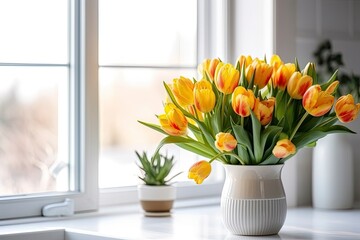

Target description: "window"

left=0, top=0, right=98, bottom=220
left=98, top=0, right=226, bottom=205
left=0, top=0, right=243, bottom=219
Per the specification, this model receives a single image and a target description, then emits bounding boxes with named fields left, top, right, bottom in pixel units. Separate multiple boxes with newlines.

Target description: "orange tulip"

left=287, top=72, right=313, bottom=99
left=171, top=76, right=194, bottom=107
left=272, top=139, right=296, bottom=158
left=215, top=132, right=237, bottom=152
left=232, top=86, right=256, bottom=117
left=194, top=80, right=216, bottom=113
left=335, top=94, right=360, bottom=123
left=254, top=97, right=275, bottom=125
left=273, top=63, right=296, bottom=90
left=302, top=85, right=335, bottom=117
left=246, top=59, right=273, bottom=89
left=188, top=160, right=212, bottom=184
left=214, top=62, right=240, bottom=94
left=158, top=103, right=188, bottom=136
left=325, top=81, right=339, bottom=95
left=198, top=58, right=220, bottom=80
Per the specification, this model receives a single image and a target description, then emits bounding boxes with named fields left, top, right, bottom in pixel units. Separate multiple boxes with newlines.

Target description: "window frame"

left=0, top=0, right=98, bottom=220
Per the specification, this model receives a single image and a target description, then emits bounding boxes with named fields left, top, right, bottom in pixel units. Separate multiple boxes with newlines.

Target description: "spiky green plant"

left=135, top=151, right=181, bottom=186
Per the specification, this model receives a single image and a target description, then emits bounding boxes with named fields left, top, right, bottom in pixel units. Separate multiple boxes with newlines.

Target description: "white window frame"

left=0, top=0, right=98, bottom=220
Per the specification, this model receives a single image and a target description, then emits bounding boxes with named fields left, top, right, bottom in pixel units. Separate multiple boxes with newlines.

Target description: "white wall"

left=295, top=0, right=360, bottom=205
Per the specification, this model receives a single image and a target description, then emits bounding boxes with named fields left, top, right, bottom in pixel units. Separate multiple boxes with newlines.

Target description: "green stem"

left=209, top=152, right=246, bottom=165
left=221, top=93, right=226, bottom=128
left=289, top=112, right=309, bottom=140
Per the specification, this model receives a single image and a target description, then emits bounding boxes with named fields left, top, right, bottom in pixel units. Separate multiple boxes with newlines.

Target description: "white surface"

left=0, top=204, right=359, bottom=239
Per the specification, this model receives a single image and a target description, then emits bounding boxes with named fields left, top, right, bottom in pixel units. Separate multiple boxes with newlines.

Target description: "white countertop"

left=0, top=203, right=359, bottom=239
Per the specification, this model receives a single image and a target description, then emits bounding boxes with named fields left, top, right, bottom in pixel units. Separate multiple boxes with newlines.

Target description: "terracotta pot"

left=137, top=185, right=176, bottom=216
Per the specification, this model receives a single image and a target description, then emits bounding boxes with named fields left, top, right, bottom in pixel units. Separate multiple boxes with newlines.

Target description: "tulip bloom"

left=254, top=97, right=275, bottom=125
left=232, top=86, right=256, bottom=117
left=215, top=132, right=237, bottom=152
left=287, top=72, right=313, bottom=99
left=270, top=54, right=284, bottom=79
left=158, top=103, right=188, bottom=136
left=335, top=94, right=360, bottom=123
left=302, top=85, right=335, bottom=117
left=236, top=55, right=253, bottom=70
left=246, top=60, right=273, bottom=89
left=171, top=76, right=194, bottom=107
left=273, top=63, right=296, bottom=90
left=188, top=160, right=212, bottom=184
left=194, top=80, right=216, bottom=113
left=325, top=81, right=339, bottom=95
left=214, top=62, right=240, bottom=94
left=272, top=139, right=296, bottom=159
left=198, top=58, right=220, bottom=80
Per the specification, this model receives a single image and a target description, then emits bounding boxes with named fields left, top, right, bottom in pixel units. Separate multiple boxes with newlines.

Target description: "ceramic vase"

left=312, top=134, right=354, bottom=209
left=221, top=164, right=287, bottom=236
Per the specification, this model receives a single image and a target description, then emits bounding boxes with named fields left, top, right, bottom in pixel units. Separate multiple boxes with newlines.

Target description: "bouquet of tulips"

left=139, top=54, right=360, bottom=184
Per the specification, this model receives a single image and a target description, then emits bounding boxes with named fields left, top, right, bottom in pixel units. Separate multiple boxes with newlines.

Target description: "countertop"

left=0, top=203, right=359, bottom=239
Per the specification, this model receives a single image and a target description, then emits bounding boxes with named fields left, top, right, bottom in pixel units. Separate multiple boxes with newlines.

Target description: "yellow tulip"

left=272, top=139, right=296, bottom=159
left=335, top=94, right=360, bottom=123
left=236, top=55, right=253, bottom=70
left=214, top=62, right=240, bottom=94
left=215, top=132, right=237, bottom=152
left=287, top=72, right=313, bottom=99
left=194, top=80, right=216, bottom=113
left=198, top=58, right=220, bottom=80
left=270, top=54, right=284, bottom=79
left=188, top=160, right=212, bottom=184
left=158, top=103, right=188, bottom=136
left=273, top=63, right=296, bottom=90
left=171, top=76, right=194, bottom=107
left=302, top=85, right=335, bottom=117
left=254, top=97, right=275, bottom=125
left=246, top=59, right=273, bottom=89
left=232, top=86, right=256, bottom=117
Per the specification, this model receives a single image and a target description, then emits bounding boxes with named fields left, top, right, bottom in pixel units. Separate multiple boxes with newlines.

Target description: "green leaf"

left=260, top=125, right=282, bottom=160
left=231, top=118, right=255, bottom=161
left=154, top=135, right=217, bottom=160
left=250, top=111, right=262, bottom=163
left=320, top=70, right=338, bottom=91
left=259, top=154, right=279, bottom=165
left=292, top=125, right=354, bottom=149
left=138, top=121, right=166, bottom=135
left=236, top=145, right=250, bottom=165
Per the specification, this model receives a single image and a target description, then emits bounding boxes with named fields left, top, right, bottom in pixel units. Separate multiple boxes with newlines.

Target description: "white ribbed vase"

left=221, top=164, right=287, bottom=236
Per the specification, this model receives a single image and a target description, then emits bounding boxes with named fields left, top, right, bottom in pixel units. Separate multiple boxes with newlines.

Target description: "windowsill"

left=0, top=200, right=360, bottom=239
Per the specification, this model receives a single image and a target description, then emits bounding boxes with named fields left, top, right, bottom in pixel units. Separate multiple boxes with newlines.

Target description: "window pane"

left=0, top=67, right=70, bottom=196
left=0, top=0, right=68, bottom=64
left=99, top=67, right=199, bottom=188
left=99, top=0, right=197, bottom=66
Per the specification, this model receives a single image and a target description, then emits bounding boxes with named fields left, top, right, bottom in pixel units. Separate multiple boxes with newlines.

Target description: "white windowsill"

left=0, top=200, right=360, bottom=239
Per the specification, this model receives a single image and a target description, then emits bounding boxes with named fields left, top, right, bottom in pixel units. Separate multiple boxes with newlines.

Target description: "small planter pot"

left=137, top=185, right=176, bottom=216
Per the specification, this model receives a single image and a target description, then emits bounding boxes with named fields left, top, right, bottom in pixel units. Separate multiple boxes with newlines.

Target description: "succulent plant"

left=135, top=151, right=181, bottom=186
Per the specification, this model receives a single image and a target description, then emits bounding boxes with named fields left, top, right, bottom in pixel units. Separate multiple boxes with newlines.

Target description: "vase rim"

left=222, top=164, right=284, bottom=167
